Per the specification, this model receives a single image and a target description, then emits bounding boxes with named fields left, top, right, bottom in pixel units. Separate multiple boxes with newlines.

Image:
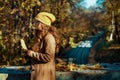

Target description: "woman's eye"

left=34, top=21, right=40, bottom=26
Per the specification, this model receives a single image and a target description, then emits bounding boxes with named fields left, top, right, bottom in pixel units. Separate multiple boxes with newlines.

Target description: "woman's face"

left=34, top=21, right=43, bottom=38
left=34, top=21, right=42, bottom=30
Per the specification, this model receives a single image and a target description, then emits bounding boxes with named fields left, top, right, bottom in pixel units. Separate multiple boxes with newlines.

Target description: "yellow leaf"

left=20, top=39, right=28, bottom=50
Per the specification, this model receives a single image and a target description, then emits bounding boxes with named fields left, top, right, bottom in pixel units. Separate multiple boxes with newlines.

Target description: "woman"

left=26, top=12, right=59, bottom=80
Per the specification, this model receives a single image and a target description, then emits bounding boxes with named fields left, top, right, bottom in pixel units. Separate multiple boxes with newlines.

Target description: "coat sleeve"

left=31, top=34, right=56, bottom=63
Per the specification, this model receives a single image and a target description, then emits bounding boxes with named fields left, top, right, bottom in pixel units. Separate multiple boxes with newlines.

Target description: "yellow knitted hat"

left=35, top=12, right=56, bottom=26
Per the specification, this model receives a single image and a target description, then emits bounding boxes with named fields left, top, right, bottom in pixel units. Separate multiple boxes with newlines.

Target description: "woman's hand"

left=27, top=50, right=35, bottom=57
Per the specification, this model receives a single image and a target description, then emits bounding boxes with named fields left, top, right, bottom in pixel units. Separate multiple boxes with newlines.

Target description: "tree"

left=104, top=0, right=120, bottom=43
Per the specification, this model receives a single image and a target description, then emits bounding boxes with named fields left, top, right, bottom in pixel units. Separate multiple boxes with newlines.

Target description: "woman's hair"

left=34, top=23, right=60, bottom=52
left=48, top=26, right=60, bottom=46
left=48, top=26, right=60, bottom=53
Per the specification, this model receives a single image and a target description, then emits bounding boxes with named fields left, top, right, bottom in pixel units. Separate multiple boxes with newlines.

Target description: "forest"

left=0, top=0, right=120, bottom=66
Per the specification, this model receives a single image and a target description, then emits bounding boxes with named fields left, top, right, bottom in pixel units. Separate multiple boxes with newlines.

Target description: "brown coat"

left=30, top=33, right=56, bottom=80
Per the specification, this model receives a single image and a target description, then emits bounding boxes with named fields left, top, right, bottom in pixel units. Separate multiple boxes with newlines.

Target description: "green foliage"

left=21, top=0, right=41, bottom=12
